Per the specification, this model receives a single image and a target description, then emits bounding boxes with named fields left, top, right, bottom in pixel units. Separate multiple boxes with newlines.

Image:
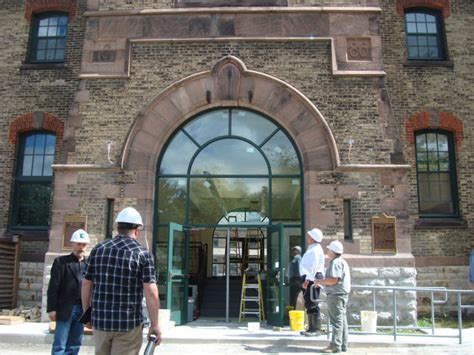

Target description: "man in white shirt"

left=299, top=228, right=325, bottom=336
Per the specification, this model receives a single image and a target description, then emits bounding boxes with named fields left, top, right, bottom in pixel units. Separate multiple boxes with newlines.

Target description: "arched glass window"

left=156, top=108, right=303, bottom=226
left=405, top=9, right=446, bottom=60
left=12, top=132, right=56, bottom=228
left=415, top=131, right=458, bottom=216
left=29, top=12, right=68, bottom=63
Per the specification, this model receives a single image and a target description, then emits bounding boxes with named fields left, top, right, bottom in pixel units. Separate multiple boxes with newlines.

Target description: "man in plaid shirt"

left=82, top=207, right=161, bottom=355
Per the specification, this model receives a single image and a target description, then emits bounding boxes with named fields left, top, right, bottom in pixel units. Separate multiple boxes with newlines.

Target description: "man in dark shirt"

left=47, top=229, right=90, bottom=355
left=82, top=207, right=161, bottom=355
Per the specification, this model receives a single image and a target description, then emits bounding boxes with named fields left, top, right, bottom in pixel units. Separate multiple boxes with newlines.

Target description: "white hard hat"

left=328, top=240, right=344, bottom=254
left=292, top=246, right=302, bottom=253
left=70, top=229, right=90, bottom=243
left=115, top=207, right=143, bottom=228
left=307, top=228, right=323, bottom=243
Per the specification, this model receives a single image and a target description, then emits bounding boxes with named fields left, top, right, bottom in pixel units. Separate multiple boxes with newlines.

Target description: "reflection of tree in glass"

left=158, top=179, right=186, bottom=224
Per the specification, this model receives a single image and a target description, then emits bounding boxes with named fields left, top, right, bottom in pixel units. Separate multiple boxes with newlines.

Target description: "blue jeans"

left=52, top=304, right=84, bottom=355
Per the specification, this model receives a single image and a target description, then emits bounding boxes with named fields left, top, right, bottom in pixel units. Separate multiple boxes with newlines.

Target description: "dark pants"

left=303, top=281, right=321, bottom=316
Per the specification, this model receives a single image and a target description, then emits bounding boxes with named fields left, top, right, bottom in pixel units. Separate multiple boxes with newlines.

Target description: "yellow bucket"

left=289, top=310, right=305, bottom=331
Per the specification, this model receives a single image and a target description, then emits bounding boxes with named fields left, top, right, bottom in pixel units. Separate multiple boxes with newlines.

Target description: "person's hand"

left=302, top=281, right=308, bottom=289
left=49, top=311, right=56, bottom=321
left=148, top=324, right=162, bottom=345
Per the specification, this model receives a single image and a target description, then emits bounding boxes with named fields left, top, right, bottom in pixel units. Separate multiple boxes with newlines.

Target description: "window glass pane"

left=417, top=23, right=427, bottom=33
left=38, top=39, right=47, bottom=49
left=428, top=36, right=438, bottom=46
left=419, top=47, right=428, bottom=58
left=191, top=139, right=267, bottom=175
left=34, top=134, right=46, bottom=153
left=416, top=13, right=426, bottom=22
left=427, top=23, right=437, bottom=34
left=429, top=47, right=439, bottom=58
left=21, top=155, right=33, bottom=176
left=406, top=13, right=416, bottom=22
left=231, top=109, right=277, bottom=145
left=39, top=18, right=49, bottom=26
left=46, top=50, right=55, bottom=60
left=24, top=135, right=35, bottom=154
left=59, top=16, right=68, bottom=25
left=428, top=152, right=439, bottom=171
left=57, top=38, right=66, bottom=49
left=261, top=131, right=300, bottom=174
left=38, top=27, right=48, bottom=36
left=428, top=173, right=441, bottom=200
left=49, top=17, right=58, bottom=26
left=418, top=36, right=428, bottom=46
left=407, top=23, right=417, bottom=33
left=58, top=26, right=67, bottom=37
left=407, top=35, right=417, bottom=46
left=45, top=134, right=56, bottom=154
left=438, top=152, right=449, bottom=171
left=157, top=178, right=187, bottom=224
left=16, top=183, right=52, bottom=226
left=416, top=134, right=427, bottom=151
left=418, top=177, right=429, bottom=201
left=47, top=39, right=56, bottom=49
left=159, top=131, right=198, bottom=175
left=189, top=178, right=268, bottom=224
left=416, top=153, right=428, bottom=171
left=437, top=134, right=448, bottom=151
left=426, top=133, right=438, bottom=151
left=48, top=26, right=58, bottom=36
left=32, top=155, right=44, bottom=176
left=43, top=155, right=54, bottom=176
left=184, top=109, right=228, bottom=144
left=408, top=47, right=418, bottom=58
left=55, top=50, right=65, bottom=60
left=272, top=178, right=301, bottom=221
left=439, top=173, right=452, bottom=200
left=36, top=50, right=46, bottom=60
left=426, top=14, right=436, bottom=22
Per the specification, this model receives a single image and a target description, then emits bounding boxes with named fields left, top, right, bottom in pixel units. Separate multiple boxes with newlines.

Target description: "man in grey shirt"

left=314, top=240, right=351, bottom=353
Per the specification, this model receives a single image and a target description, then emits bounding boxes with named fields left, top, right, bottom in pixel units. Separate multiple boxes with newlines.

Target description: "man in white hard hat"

left=314, top=240, right=351, bottom=353
left=47, top=229, right=90, bottom=355
left=82, top=207, right=161, bottom=355
left=299, top=228, right=325, bottom=336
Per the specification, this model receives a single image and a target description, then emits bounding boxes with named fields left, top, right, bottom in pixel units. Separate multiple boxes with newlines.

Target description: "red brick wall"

left=25, top=0, right=77, bottom=21
left=405, top=111, right=463, bottom=145
left=9, top=112, right=64, bottom=146
left=396, top=0, right=450, bottom=18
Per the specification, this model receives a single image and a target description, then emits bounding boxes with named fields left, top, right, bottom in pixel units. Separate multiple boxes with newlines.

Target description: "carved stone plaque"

left=347, top=37, right=372, bottom=61
left=62, top=215, right=87, bottom=250
left=372, top=214, right=396, bottom=253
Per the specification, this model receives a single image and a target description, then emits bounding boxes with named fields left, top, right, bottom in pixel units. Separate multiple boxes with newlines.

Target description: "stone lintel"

left=52, top=164, right=121, bottom=172
left=345, top=253, right=415, bottom=268
left=84, top=7, right=383, bottom=17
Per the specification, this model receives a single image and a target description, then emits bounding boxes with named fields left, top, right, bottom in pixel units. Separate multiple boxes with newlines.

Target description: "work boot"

left=321, top=346, right=341, bottom=353
left=300, top=314, right=320, bottom=336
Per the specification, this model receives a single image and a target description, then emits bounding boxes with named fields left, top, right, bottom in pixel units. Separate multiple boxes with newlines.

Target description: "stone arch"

left=119, top=56, right=340, bottom=232
left=404, top=111, right=463, bottom=146
left=9, top=112, right=64, bottom=146
left=121, top=56, right=339, bottom=174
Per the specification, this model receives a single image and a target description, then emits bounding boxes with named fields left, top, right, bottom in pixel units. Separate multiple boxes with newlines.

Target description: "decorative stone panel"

left=8, top=112, right=64, bottom=146
left=395, top=0, right=450, bottom=18
left=25, top=0, right=78, bottom=21
left=346, top=37, right=372, bottom=61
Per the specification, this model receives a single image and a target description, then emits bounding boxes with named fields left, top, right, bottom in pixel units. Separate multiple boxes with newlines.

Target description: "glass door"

left=166, top=222, right=189, bottom=325
left=266, top=224, right=284, bottom=326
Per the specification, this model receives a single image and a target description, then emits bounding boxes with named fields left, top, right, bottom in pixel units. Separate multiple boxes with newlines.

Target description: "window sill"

left=414, top=218, right=467, bottom=230
left=6, top=228, right=49, bottom=240
left=20, top=62, right=69, bottom=71
left=403, top=60, right=454, bottom=68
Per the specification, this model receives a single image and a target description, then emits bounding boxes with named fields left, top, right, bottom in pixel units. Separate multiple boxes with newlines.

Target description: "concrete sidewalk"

left=0, top=319, right=473, bottom=350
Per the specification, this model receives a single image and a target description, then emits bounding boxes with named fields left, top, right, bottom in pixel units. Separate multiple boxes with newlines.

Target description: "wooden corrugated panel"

left=0, top=240, right=20, bottom=309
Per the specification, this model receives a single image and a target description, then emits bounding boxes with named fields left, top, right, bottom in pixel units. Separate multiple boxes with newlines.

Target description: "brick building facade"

left=0, top=0, right=472, bottom=322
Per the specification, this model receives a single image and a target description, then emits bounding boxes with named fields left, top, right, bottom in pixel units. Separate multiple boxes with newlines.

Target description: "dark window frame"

left=343, top=199, right=353, bottom=240
left=28, top=12, right=68, bottom=64
left=404, top=8, right=447, bottom=61
left=414, top=130, right=459, bottom=218
left=11, top=131, right=56, bottom=230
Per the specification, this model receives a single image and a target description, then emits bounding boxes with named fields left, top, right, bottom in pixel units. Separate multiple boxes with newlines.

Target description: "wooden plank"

left=0, top=316, right=25, bottom=325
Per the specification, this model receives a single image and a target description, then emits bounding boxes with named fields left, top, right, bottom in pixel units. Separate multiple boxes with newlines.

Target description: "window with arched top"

left=405, top=8, right=446, bottom=60
left=415, top=130, right=458, bottom=217
left=12, top=132, right=56, bottom=228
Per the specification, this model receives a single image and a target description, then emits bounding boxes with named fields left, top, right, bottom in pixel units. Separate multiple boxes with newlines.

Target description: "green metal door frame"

left=266, top=223, right=284, bottom=327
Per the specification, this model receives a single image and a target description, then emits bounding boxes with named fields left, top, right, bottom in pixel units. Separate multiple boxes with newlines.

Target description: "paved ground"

left=0, top=320, right=472, bottom=354
left=1, top=342, right=474, bottom=354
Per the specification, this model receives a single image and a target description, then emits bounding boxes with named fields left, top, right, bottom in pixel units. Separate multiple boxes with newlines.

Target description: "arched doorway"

left=155, top=108, right=304, bottom=325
